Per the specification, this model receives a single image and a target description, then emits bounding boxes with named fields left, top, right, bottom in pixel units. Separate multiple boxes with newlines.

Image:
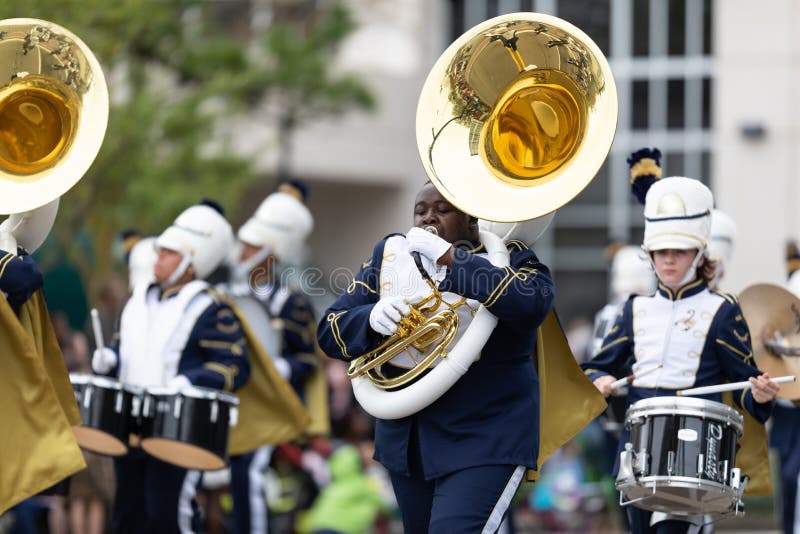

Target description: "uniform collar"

left=657, top=278, right=706, bottom=301
left=457, top=240, right=484, bottom=253
left=159, top=283, right=186, bottom=301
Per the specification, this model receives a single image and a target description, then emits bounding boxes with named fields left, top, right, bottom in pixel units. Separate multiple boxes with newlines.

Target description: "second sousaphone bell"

left=416, top=12, right=617, bottom=223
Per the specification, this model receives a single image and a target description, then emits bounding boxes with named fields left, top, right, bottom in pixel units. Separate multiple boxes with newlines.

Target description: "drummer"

left=581, top=170, right=779, bottom=533
left=92, top=200, right=251, bottom=534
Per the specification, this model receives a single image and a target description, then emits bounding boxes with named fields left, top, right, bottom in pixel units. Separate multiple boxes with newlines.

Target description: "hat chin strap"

left=646, top=249, right=705, bottom=288
left=232, top=245, right=273, bottom=284
left=163, top=254, right=192, bottom=288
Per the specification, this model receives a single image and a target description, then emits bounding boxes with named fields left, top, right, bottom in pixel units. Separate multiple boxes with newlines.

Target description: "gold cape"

left=526, top=310, right=608, bottom=481
left=0, top=290, right=85, bottom=515
left=226, top=299, right=312, bottom=456
left=722, top=390, right=772, bottom=495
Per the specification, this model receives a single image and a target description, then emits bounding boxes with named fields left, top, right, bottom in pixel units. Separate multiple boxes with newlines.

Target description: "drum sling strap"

left=526, top=310, right=608, bottom=481
left=261, top=286, right=330, bottom=438
left=0, top=290, right=85, bottom=514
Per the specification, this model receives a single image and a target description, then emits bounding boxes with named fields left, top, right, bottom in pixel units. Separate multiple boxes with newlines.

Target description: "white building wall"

left=714, top=0, right=800, bottom=292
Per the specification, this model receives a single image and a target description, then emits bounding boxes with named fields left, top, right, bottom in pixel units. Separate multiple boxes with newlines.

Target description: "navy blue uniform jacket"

left=106, top=286, right=250, bottom=392
left=318, top=237, right=554, bottom=479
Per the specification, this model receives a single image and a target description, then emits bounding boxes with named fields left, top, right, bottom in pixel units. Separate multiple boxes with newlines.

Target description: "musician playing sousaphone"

left=0, top=18, right=108, bottom=515
left=318, top=180, right=558, bottom=531
left=582, top=168, right=779, bottom=533
left=92, top=200, right=251, bottom=533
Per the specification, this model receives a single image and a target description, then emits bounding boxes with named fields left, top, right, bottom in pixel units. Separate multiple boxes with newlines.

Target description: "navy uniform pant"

left=113, top=448, right=201, bottom=533
left=627, top=507, right=703, bottom=534
left=771, top=403, right=800, bottom=534
left=388, top=428, right=524, bottom=533
left=230, top=445, right=274, bottom=534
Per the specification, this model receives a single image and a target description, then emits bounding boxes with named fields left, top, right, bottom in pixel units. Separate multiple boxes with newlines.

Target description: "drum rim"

left=626, top=396, right=744, bottom=430
left=144, top=385, right=239, bottom=405
left=70, top=373, right=123, bottom=390
left=618, top=476, right=738, bottom=515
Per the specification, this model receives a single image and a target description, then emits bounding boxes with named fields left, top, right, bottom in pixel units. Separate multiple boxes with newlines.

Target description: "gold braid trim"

left=347, top=280, right=377, bottom=295
left=716, top=338, right=754, bottom=364
left=203, top=362, right=238, bottom=391
left=597, top=336, right=630, bottom=353
left=485, top=267, right=528, bottom=308
left=0, top=254, right=14, bottom=279
left=326, top=311, right=351, bottom=359
left=198, top=338, right=246, bottom=356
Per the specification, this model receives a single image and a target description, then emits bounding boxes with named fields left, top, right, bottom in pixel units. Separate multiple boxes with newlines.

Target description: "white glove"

left=406, top=227, right=452, bottom=279
left=272, top=357, right=291, bottom=380
left=369, top=296, right=411, bottom=336
left=91, top=347, right=118, bottom=374
left=168, top=374, right=192, bottom=390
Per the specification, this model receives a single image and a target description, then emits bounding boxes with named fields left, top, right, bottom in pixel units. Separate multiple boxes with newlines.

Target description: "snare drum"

left=616, top=396, right=745, bottom=516
left=71, top=374, right=143, bottom=456
left=140, top=386, right=239, bottom=471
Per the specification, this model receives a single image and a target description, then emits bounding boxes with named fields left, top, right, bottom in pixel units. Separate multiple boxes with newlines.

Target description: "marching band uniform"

left=93, top=201, right=251, bottom=534
left=317, top=183, right=603, bottom=532
left=582, top=177, right=775, bottom=533
left=226, top=182, right=323, bottom=534
left=772, top=243, right=800, bottom=534
left=0, top=199, right=86, bottom=515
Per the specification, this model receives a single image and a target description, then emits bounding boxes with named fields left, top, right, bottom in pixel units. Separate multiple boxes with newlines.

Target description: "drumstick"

left=609, top=364, right=663, bottom=390
left=90, top=308, right=105, bottom=349
left=677, top=375, right=796, bottom=397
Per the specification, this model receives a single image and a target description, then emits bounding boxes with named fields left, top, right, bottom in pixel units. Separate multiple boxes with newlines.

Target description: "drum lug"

left=616, top=444, right=637, bottom=487
left=174, top=396, right=183, bottom=420
left=666, top=451, right=675, bottom=476
left=634, top=448, right=649, bottom=476
left=697, top=453, right=704, bottom=477
left=115, top=391, right=124, bottom=414
left=730, top=467, right=741, bottom=489
left=210, top=400, right=218, bottom=424
left=132, top=396, right=142, bottom=417
left=230, top=407, right=238, bottom=428
left=84, top=386, right=93, bottom=409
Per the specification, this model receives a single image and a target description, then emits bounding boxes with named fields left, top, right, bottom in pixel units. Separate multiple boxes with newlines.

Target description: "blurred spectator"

left=297, top=444, right=391, bottom=534
left=52, top=311, right=115, bottom=534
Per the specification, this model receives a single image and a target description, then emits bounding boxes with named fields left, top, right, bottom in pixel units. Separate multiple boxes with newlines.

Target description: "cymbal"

left=739, top=283, right=800, bottom=400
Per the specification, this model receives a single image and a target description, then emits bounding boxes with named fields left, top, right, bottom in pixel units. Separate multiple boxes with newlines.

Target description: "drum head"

left=621, top=477, right=737, bottom=516
left=141, top=437, right=226, bottom=471
left=72, top=426, right=128, bottom=456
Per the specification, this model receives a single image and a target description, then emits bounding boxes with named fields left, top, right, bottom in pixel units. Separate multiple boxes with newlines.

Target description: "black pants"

left=113, top=448, right=201, bottom=533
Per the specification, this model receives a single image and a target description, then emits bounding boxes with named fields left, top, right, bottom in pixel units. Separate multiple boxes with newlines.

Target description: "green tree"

left=3, top=0, right=374, bottom=281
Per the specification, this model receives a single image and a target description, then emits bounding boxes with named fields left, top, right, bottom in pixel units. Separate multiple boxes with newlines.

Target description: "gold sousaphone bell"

left=0, top=18, right=108, bottom=245
left=348, top=12, right=617, bottom=395
left=739, top=283, right=800, bottom=400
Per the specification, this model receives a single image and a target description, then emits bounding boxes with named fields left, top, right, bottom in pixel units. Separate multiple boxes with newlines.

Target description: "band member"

left=225, top=181, right=325, bottom=534
left=771, top=243, right=800, bottom=534
left=119, top=229, right=158, bottom=291
left=708, top=209, right=738, bottom=290
left=590, top=244, right=656, bottom=357
left=0, top=200, right=86, bottom=515
left=317, top=181, right=600, bottom=533
left=582, top=176, right=779, bottom=533
left=92, top=200, right=251, bottom=534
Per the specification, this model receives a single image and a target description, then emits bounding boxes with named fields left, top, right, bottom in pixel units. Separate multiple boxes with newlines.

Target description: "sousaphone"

left=739, top=283, right=800, bottom=400
left=0, top=18, right=108, bottom=253
left=348, top=12, right=617, bottom=419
